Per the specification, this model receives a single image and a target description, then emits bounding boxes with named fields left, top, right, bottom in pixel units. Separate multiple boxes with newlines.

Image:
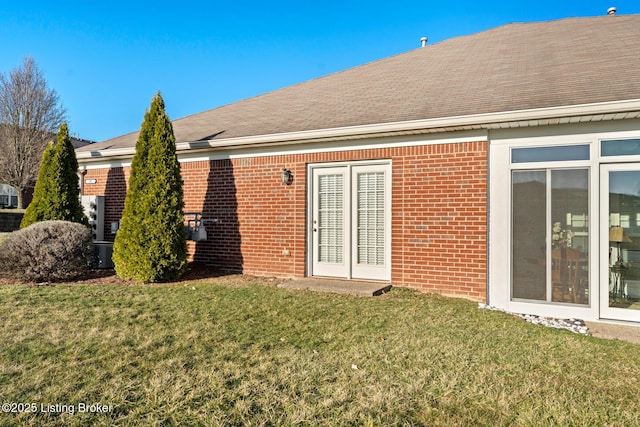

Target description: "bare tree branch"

left=0, top=57, right=66, bottom=208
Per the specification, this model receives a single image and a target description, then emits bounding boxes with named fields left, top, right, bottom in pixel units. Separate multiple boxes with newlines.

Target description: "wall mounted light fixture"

left=281, top=168, right=293, bottom=185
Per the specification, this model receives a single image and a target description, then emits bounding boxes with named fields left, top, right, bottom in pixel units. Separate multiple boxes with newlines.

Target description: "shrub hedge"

left=0, top=220, right=93, bottom=282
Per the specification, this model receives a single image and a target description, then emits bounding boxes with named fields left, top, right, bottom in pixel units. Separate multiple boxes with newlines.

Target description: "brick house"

left=77, top=15, right=640, bottom=323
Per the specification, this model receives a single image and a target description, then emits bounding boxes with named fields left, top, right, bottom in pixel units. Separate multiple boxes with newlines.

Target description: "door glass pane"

left=551, top=170, right=589, bottom=304
left=609, top=171, right=640, bottom=309
left=356, top=172, right=385, bottom=266
left=318, top=174, right=344, bottom=263
left=512, top=171, right=547, bottom=300
left=512, top=169, right=589, bottom=304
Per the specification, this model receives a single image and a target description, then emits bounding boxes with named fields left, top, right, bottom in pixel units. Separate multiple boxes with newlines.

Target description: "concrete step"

left=278, top=278, right=391, bottom=297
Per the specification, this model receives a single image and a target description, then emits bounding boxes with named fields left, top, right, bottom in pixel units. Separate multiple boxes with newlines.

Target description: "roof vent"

left=607, top=6, right=617, bottom=15
left=420, top=37, right=428, bottom=48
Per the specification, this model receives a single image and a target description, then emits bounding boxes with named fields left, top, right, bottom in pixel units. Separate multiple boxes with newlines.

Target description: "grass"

left=0, top=279, right=639, bottom=426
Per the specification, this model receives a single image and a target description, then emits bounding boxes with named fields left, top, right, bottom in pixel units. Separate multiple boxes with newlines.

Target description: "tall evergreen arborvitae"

left=20, top=142, right=55, bottom=228
left=20, top=124, right=87, bottom=228
left=112, top=92, right=187, bottom=282
left=50, top=123, right=87, bottom=225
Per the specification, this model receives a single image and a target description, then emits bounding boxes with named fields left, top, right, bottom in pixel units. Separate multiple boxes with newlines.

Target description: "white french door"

left=310, top=162, right=391, bottom=281
left=600, top=163, right=640, bottom=322
left=312, top=167, right=348, bottom=278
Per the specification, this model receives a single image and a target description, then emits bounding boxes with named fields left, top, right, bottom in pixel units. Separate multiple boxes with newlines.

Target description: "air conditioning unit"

left=81, top=195, right=105, bottom=241
left=93, top=241, right=114, bottom=269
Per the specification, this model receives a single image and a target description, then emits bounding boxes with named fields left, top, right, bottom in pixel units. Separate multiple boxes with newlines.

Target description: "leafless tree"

left=0, top=57, right=66, bottom=209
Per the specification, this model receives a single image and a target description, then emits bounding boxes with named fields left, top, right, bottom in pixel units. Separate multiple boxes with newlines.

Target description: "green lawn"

left=0, top=279, right=639, bottom=426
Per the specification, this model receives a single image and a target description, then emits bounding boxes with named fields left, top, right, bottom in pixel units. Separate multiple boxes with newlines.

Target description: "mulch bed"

left=0, top=263, right=285, bottom=287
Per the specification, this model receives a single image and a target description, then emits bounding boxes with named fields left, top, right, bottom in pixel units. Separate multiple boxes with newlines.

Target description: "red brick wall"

left=82, top=140, right=488, bottom=301
left=395, top=142, right=487, bottom=300
left=82, top=167, right=129, bottom=241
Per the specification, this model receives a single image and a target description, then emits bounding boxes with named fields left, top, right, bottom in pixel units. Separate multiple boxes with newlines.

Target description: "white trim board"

left=80, top=130, right=488, bottom=170
left=76, top=99, right=640, bottom=163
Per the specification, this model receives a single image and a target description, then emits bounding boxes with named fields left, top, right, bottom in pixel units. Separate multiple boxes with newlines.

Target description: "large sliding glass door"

left=512, top=169, right=589, bottom=305
left=493, top=137, right=640, bottom=322
left=600, top=164, right=640, bottom=322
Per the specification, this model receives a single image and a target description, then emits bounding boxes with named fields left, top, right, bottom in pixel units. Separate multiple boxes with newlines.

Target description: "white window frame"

left=490, top=131, right=600, bottom=320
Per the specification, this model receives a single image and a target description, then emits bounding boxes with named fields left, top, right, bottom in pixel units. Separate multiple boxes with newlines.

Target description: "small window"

left=601, top=139, right=640, bottom=157
left=511, top=145, right=590, bottom=163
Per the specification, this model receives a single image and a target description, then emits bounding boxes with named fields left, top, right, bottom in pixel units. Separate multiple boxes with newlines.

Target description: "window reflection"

left=512, top=171, right=546, bottom=301
left=512, top=145, right=590, bottom=163
left=602, top=139, right=640, bottom=157
left=512, top=169, right=589, bottom=305
left=609, top=171, right=640, bottom=309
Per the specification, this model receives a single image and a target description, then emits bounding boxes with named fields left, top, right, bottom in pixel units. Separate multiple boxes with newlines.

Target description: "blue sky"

left=1, top=1, right=638, bottom=142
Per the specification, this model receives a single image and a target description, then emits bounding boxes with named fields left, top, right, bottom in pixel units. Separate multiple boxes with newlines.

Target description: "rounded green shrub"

left=0, top=220, right=93, bottom=282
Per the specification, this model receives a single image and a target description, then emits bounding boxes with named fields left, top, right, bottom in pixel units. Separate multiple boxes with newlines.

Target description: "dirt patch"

left=0, top=262, right=287, bottom=287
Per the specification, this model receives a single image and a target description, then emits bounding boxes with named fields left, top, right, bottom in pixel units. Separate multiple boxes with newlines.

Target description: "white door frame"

left=599, top=163, right=640, bottom=322
left=488, top=136, right=598, bottom=321
left=310, top=166, right=349, bottom=278
left=307, top=160, right=391, bottom=281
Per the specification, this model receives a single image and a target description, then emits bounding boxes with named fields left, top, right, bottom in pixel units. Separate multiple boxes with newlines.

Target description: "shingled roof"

left=79, top=14, right=640, bottom=154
